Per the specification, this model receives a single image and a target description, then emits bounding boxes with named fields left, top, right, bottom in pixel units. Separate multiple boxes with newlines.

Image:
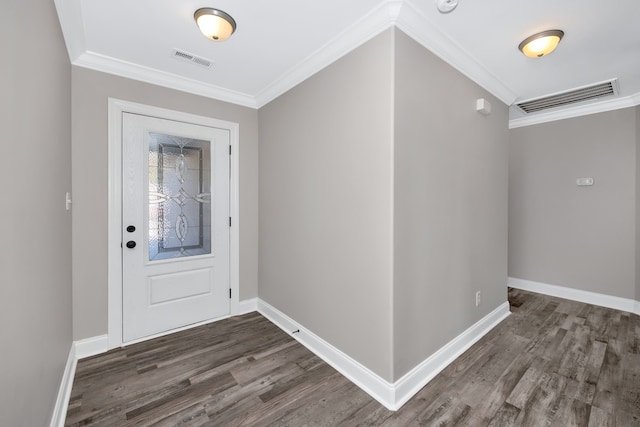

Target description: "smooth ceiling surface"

left=55, top=0, right=640, bottom=126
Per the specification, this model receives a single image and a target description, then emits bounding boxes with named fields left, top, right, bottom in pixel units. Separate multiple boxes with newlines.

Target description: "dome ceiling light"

left=194, top=8, right=237, bottom=42
left=518, top=29, right=564, bottom=58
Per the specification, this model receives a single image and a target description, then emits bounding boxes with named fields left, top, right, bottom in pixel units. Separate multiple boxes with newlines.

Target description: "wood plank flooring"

left=65, top=289, right=640, bottom=426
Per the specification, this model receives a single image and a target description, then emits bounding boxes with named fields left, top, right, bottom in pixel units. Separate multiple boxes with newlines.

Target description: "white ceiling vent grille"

left=516, top=80, right=617, bottom=114
left=171, top=49, right=213, bottom=69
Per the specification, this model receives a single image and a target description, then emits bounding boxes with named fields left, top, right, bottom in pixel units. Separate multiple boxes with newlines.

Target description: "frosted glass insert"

left=148, top=133, right=211, bottom=261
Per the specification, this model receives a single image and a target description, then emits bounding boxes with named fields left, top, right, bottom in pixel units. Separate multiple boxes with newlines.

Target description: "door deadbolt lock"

left=126, top=225, right=136, bottom=233
left=126, top=241, right=136, bottom=249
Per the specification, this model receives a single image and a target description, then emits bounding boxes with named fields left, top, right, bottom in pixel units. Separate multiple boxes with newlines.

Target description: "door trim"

left=107, top=98, right=240, bottom=349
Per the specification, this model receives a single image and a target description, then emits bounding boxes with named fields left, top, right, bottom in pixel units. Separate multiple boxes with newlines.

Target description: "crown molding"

left=54, top=0, right=86, bottom=62
left=396, top=0, right=518, bottom=106
left=56, top=0, right=636, bottom=121
left=508, top=91, right=640, bottom=129
left=50, top=0, right=525, bottom=111
left=74, top=51, right=258, bottom=108
left=253, top=1, right=402, bottom=107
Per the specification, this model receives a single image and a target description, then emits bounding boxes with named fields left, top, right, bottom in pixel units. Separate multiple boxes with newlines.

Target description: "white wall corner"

left=257, top=298, right=510, bottom=410
left=237, top=298, right=258, bottom=315
left=508, top=277, right=639, bottom=314
left=49, top=344, right=77, bottom=427
left=74, top=335, right=109, bottom=360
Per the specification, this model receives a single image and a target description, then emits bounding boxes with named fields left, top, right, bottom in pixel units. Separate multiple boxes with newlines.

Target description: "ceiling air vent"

left=171, top=49, right=213, bottom=69
left=516, top=80, right=617, bottom=114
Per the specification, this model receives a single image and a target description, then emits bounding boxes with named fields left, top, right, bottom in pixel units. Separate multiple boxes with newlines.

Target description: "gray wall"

left=72, top=68, right=259, bottom=340
left=392, top=31, right=509, bottom=379
left=258, top=30, right=395, bottom=380
left=509, top=108, right=636, bottom=299
left=0, top=0, right=72, bottom=425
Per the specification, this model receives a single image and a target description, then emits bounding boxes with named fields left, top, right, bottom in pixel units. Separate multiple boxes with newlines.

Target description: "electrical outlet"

left=475, top=291, right=481, bottom=307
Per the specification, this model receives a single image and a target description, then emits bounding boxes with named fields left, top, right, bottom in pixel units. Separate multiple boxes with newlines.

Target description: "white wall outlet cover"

left=437, top=0, right=459, bottom=14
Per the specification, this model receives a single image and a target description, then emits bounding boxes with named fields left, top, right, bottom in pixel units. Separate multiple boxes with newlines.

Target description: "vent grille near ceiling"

left=517, top=80, right=617, bottom=114
left=172, top=49, right=213, bottom=69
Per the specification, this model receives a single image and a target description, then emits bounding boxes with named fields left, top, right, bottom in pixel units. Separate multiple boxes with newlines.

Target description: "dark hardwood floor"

left=65, top=289, right=640, bottom=426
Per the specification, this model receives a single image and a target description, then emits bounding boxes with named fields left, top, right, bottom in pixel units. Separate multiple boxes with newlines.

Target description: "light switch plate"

left=576, top=178, right=594, bottom=186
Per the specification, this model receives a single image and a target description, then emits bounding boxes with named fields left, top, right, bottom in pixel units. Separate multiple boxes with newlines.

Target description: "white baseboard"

left=77, top=299, right=259, bottom=358
left=257, top=298, right=510, bottom=410
left=393, top=301, right=511, bottom=409
left=50, top=303, right=258, bottom=425
left=508, top=277, right=640, bottom=315
left=257, top=299, right=396, bottom=408
left=49, top=345, right=77, bottom=427
left=54, top=298, right=511, bottom=415
left=75, top=334, right=109, bottom=359
left=237, top=297, right=258, bottom=315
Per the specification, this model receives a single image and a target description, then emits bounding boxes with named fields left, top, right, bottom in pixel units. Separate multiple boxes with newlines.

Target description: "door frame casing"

left=107, top=98, right=240, bottom=349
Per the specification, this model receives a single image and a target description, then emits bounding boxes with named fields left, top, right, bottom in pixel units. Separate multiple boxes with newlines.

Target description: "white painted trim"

left=57, top=0, right=640, bottom=126
left=107, top=99, right=124, bottom=349
left=257, top=298, right=510, bottom=410
left=258, top=299, right=396, bottom=408
left=393, top=302, right=511, bottom=409
left=54, top=0, right=521, bottom=110
left=508, top=92, right=640, bottom=129
left=229, top=125, right=241, bottom=317
left=508, top=277, right=640, bottom=315
left=107, top=98, right=241, bottom=349
left=50, top=298, right=257, bottom=425
left=120, top=315, right=232, bottom=346
left=49, top=345, right=77, bottom=427
left=254, top=1, right=400, bottom=107
left=75, top=335, right=109, bottom=359
left=397, top=0, right=517, bottom=106
left=52, top=299, right=510, bottom=419
left=53, top=0, right=85, bottom=62
left=78, top=298, right=256, bottom=359
left=238, top=298, right=258, bottom=315
left=76, top=52, right=257, bottom=108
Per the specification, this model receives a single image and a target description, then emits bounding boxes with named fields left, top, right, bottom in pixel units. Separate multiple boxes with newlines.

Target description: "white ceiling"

left=55, top=0, right=640, bottom=127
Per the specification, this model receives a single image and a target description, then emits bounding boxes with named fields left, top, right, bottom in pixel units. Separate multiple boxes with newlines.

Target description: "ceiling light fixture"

left=518, top=29, right=564, bottom=58
left=194, top=8, right=236, bottom=42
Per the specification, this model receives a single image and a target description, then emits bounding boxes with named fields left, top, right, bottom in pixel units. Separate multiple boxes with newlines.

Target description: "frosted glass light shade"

left=519, top=30, right=564, bottom=58
left=194, top=8, right=236, bottom=41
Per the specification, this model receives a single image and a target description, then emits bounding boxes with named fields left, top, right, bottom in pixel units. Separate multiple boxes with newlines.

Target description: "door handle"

left=126, top=241, right=137, bottom=249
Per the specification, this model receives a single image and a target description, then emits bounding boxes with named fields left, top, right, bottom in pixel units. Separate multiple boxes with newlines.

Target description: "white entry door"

left=122, top=112, right=230, bottom=343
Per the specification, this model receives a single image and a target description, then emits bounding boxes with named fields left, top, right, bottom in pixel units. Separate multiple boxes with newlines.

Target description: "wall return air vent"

left=171, top=49, right=213, bottom=69
left=516, top=80, right=617, bottom=114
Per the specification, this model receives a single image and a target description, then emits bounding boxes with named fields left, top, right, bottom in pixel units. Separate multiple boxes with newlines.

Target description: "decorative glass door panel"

left=148, top=133, right=212, bottom=261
